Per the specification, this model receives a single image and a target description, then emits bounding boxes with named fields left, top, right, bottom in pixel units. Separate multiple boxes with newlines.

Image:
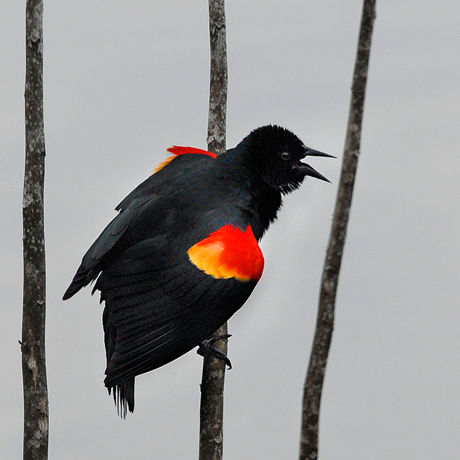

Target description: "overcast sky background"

left=2, top=1, right=460, bottom=459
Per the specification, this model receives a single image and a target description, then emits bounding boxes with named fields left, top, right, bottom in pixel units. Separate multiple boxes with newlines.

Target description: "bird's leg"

left=197, top=334, right=232, bottom=369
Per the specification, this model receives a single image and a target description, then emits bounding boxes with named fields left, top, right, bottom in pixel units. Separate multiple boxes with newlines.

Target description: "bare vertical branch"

left=206, top=0, right=227, bottom=154
left=22, top=0, right=48, bottom=459
left=299, top=1, right=376, bottom=459
left=199, top=1, right=228, bottom=459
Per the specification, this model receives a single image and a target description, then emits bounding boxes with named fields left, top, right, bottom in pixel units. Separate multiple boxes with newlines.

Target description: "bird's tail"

left=108, top=378, right=135, bottom=418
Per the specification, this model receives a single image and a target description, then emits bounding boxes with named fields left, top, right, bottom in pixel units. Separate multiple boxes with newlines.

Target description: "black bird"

left=63, top=125, right=333, bottom=416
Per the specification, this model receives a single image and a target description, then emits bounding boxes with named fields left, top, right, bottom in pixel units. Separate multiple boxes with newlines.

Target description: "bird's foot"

left=197, top=334, right=232, bottom=369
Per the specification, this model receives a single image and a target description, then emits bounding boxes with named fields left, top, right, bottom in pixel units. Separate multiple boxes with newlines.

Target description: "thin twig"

left=299, top=1, right=376, bottom=459
left=22, top=1, right=49, bottom=459
left=199, top=1, right=228, bottom=459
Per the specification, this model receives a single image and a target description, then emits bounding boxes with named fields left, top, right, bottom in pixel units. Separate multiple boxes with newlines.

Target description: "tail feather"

left=108, top=378, right=135, bottom=418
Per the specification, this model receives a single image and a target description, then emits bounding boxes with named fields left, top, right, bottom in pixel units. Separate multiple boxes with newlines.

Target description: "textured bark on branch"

left=199, top=1, right=228, bottom=459
left=22, top=0, right=49, bottom=459
left=299, top=1, right=376, bottom=459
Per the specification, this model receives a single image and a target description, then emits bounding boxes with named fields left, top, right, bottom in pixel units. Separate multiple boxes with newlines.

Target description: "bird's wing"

left=98, top=222, right=264, bottom=387
left=63, top=150, right=218, bottom=300
left=62, top=192, right=159, bottom=300
left=63, top=147, right=264, bottom=386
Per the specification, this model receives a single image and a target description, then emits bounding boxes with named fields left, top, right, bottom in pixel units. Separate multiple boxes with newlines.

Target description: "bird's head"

left=242, top=125, right=334, bottom=194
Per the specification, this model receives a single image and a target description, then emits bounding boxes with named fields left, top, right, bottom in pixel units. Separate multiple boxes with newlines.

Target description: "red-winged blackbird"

left=63, top=125, right=333, bottom=416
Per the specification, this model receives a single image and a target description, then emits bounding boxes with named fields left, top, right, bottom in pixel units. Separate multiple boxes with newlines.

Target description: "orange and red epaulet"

left=153, top=146, right=217, bottom=174
left=188, top=225, right=264, bottom=282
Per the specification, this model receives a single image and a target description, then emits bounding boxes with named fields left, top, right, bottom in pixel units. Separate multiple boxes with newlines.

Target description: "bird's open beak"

left=301, top=145, right=336, bottom=159
left=297, top=145, right=335, bottom=183
left=296, top=163, right=331, bottom=182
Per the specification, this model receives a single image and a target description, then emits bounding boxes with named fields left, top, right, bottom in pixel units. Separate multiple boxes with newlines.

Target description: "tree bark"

left=299, top=1, right=376, bottom=459
left=199, top=1, right=228, bottom=459
left=206, top=0, right=227, bottom=154
left=22, top=0, right=49, bottom=459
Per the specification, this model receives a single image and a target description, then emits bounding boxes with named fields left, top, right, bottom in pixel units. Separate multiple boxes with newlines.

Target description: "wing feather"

left=100, top=242, right=258, bottom=387
left=63, top=153, right=219, bottom=300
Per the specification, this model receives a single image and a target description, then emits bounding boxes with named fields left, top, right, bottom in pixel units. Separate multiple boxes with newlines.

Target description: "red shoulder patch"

left=153, top=146, right=217, bottom=174
left=167, top=146, right=217, bottom=158
left=188, top=225, right=264, bottom=282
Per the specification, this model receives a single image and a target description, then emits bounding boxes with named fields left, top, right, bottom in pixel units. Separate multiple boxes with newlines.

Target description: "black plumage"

left=63, top=125, right=332, bottom=416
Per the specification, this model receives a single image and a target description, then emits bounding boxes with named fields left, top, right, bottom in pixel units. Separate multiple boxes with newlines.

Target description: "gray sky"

left=2, top=1, right=460, bottom=459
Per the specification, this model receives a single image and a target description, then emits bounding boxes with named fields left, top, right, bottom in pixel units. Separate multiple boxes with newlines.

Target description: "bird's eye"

left=280, top=152, right=291, bottom=161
